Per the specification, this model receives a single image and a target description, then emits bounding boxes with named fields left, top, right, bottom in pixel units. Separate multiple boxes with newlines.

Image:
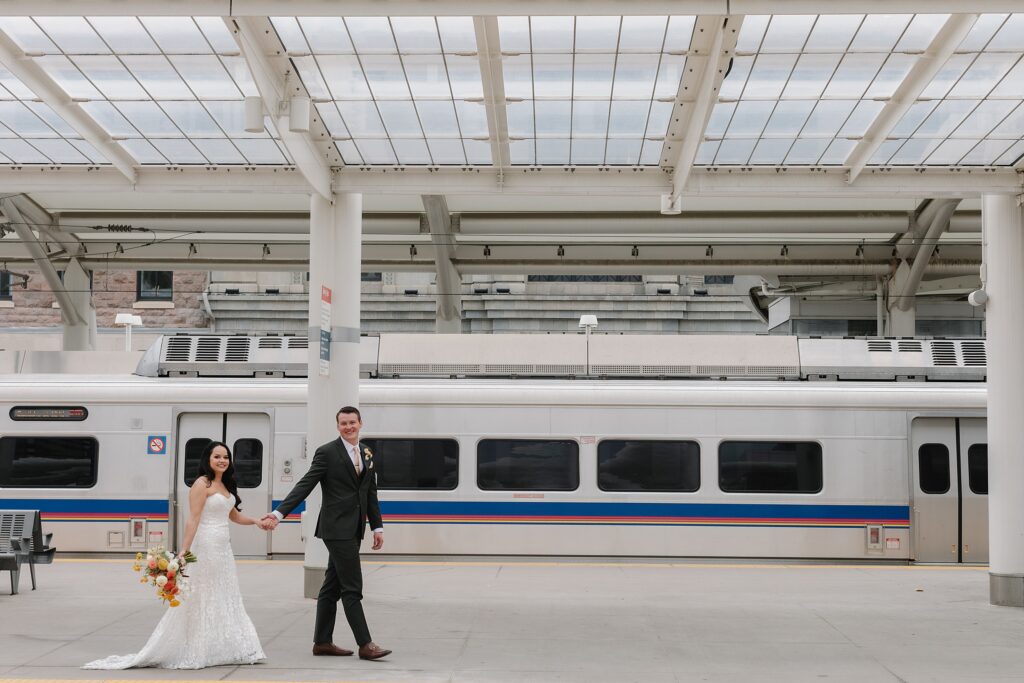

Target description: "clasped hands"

left=257, top=514, right=279, bottom=531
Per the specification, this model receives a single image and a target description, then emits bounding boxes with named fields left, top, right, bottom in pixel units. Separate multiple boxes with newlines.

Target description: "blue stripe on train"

left=0, top=498, right=168, bottom=513
left=378, top=500, right=910, bottom=522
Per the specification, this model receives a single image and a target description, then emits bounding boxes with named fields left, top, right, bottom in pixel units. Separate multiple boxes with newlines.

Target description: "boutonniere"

left=363, top=447, right=373, bottom=469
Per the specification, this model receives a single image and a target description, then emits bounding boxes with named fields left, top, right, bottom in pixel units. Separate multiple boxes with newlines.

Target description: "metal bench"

left=0, top=510, right=54, bottom=594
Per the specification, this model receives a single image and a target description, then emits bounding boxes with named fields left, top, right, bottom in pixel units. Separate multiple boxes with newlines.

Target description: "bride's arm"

left=228, top=508, right=258, bottom=526
left=179, top=478, right=209, bottom=554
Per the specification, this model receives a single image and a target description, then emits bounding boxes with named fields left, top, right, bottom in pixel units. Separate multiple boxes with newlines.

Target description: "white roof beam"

left=226, top=17, right=334, bottom=200
left=473, top=17, right=510, bottom=174
left=12, top=1, right=1024, bottom=15
left=0, top=30, right=137, bottom=183
left=662, top=15, right=743, bottom=205
left=845, top=14, right=978, bottom=184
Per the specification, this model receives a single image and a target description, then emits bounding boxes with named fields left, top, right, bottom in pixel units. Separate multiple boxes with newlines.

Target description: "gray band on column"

left=331, top=326, right=361, bottom=343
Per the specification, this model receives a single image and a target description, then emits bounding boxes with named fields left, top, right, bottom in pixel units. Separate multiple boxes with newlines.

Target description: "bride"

left=85, top=441, right=266, bottom=669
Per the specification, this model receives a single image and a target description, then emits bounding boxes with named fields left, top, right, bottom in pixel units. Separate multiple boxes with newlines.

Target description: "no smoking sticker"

left=147, top=435, right=167, bottom=455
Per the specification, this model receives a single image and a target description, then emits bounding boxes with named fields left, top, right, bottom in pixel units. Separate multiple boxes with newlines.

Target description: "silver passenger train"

left=0, top=333, right=988, bottom=563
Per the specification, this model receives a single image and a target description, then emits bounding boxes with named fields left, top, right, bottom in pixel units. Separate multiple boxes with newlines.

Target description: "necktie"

left=351, top=445, right=361, bottom=474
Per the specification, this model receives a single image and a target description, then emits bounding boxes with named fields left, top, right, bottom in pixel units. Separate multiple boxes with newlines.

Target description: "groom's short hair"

left=336, top=406, right=361, bottom=423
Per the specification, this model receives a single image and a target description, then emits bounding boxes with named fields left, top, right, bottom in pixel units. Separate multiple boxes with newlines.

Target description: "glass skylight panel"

left=716, top=139, right=756, bottom=164
left=88, top=17, right=160, bottom=54
left=0, top=139, right=48, bottom=163
left=334, top=139, right=361, bottom=164
left=664, top=16, right=696, bottom=52
left=69, top=139, right=108, bottom=163
left=360, top=55, right=411, bottom=98
left=345, top=18, right=397, bottom=54
left=801, top=100, right=856, bottom=136
left=24, top=102, right=76, bottom=136
left=531, top=16, right=574, bottom=52
left=750, top=138, right=794, bottom=164
left=72, top=56, right=148, bottom=99
left=317, top=56, right=372, bottom=99
left=819, top=138, right=857, bottom=165
left=506, top=100, right=534, bottom=137
left=571, top=138, right=605, bottom=164
left=949, top=53, right=1022, bottom=97
left=414, top=101, right=460, bottom=136
left=534, top=100, right=571, bottom=135
left=804, top=15, right=862, bottom=53
left=990, top=103, right=1024, bottom=137
left=220, top=57, right=258, bottom=97
left=354, top=138, right=396, bottom=164
left=392, top=138, right=431, bottom=164
left=426, top=138, right=466, bottom=164
left=743, top=54, right=798, bottom=99
left=981, top=14, right=1020, bottom=51
left=194, top=18, right=240, bottom=54
left=502, top=54, right=533, bottom=99
left=162, top=101, right=224, bottom=137
left=120, top=56, right=192, bottom=99
left=926, top=138, right=979, bottom=164
left=191, top=138, right=244, bottom=164
left=728, top=101, right=775, bottom=136
left=992, top=60, right=1024, bottom=96
left=889, top=138, right=942, bottom=164
left=444, top=55, right=483, bottom=99
left=996, top=140, right=1024, bottom=165
left=0, top=102, right=56, bottom=136
left=314, top=103, right=349, bottom=137
left=509, top=138, right=534, bottom=164
left=115, top=101, right=181, bottom=137
left=760, top=16, right=816, bottom=52
left=719, top=56, right=753, bottom=100
left=916, top=100, right=979, bottom=137
left=234, top=138, right=287, bottom=164
left=864, top=54, right=915, bottom=99
left=894, top=14, right=948, bottom=52
left=890, top=101, right=938, bottom=137
left=705, top=103, right=736, bottom=138
left=785, top=137, right=829, bottom=164
left=533, top=54, right=573, bottom=98
left=654, top=55, right=686, bottom=99
left=763, top=100, right=814, bottom=135
left=35, top=17, right=109, bottom=54
left=646, top=101, right=673, bottom=136
left=498, top=17, right=531, bottom=53
left=573, top=54, right=615, bottom=98
left=82, top=101, right=137, bottom=136
left=119, top=138, right=166, bottom=163
left=270, top=17, right=309, bottom=53
left=868, top=139, right=903, bottom=164
left=823, top=54, right=886, bottom=99
left=377, top=100, right=423, bottom=136
left=463, top=139, right=491, bottom=164
left=436, top=18, right=476, bottom=53
left=848, top=15, right=911, bottom=52
left=959, top=139, right=1014, bottom=164
left=35, top=56, right=100, bottom=99
left=169, top=55, right=241, bottom=99
left=735, top=16, right=771, bottom=53
left=611, top=54, right=660, bottom=99
left=454, top=100, right=487, bottom=137
left=140, top=18, right=212, bottom=54
left=292, top=57, right=331, bottom=100
left=838, top=100, right=884, bottom=137
left=205, top=100, right=270, bottom=138
left=0, top=68, right=35, bottom=99
left=921, top=54, right=974, bottom=100
left=619, top=17, right=667, bottom=52
left=0, top=18, right=58, bottom=54
left=572, top=100, right=609, bottom=135
left=574, top=17, right=620, bottom=52
left=605, top=138, right=642, bottom=164
left=403, top=55, right=452, bottom=98
left=953, top=100, right=1019, bottom=137
left=536, top=138, right=569, bottom=163
left=297, top=18, right=353, bottom=54
left=150, top=138, right=206, bottom=163
left=639, top=138, right=662, bottom=165
left=391, top=18, right=442, bottom=53
left=337, top=101, right=387, bottom=136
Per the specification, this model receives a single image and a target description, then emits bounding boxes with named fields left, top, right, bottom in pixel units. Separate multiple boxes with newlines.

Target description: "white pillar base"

left=991, top=574, right=1024, bottom=607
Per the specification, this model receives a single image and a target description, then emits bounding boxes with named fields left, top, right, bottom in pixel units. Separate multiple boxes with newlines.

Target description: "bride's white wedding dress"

left=84, top=493, right=266, bottom=669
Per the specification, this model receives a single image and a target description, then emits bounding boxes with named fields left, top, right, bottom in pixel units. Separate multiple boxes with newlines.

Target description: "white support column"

left=62, top=257, right=96, bottom=351
left=984, top=192, right=1024, bottom=607
left=422, top=194, right=463, bottom=333
left=302, top=192, right=362, bottom=598
left=888, top=260, right=915, bottom=337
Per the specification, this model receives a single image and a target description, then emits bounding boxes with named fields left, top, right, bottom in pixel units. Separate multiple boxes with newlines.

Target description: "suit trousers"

left=315, top=538, right=371, bottom=647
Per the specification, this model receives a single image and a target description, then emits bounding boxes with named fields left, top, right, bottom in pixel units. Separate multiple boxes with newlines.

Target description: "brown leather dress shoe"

left=312, top=642, right=353, bottom=656
left=358, top=642, right=392, bottom=660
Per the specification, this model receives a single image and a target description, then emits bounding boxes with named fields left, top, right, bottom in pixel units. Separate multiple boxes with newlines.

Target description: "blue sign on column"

left=319, top=328, right=331, bottom=372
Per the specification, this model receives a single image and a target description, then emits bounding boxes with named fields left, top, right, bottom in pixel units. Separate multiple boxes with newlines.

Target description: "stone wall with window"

left=0, top=268, right=208, bottom=328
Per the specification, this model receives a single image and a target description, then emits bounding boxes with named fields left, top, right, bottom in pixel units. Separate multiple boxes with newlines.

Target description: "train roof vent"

left=195, top=337, right=222, bottom=362
left=225, top=337, right=250, bottom=362
left=258, top=337, right=283, bottom=349
left=798, top=338, right=985, bottom=381
left=164, top=336, right=192, bottom=362
left=288, top=337, right=308, bottom=349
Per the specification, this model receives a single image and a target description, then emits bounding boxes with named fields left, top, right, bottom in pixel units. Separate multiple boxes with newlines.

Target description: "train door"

left=911, top=417, right=988, bottom=563
left=173, top=412, right=272, bottom=558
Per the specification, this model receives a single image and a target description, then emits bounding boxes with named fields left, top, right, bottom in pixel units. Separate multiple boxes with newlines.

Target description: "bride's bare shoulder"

left=191, top=475, right=212, bottom=490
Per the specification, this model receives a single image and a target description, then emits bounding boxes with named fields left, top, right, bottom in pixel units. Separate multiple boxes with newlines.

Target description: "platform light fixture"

left=288, top=95, right=311, bottom=133
left=114, top=313, right=143, bottom=351
left=244, top=96, right=265, bottom=133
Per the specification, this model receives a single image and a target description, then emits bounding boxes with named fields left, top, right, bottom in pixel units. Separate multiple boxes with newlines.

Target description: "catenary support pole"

left=984, top=192, right=1024, bottom=606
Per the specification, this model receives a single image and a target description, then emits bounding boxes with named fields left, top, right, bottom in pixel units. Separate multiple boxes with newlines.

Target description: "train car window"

left=232, top=439, right=263, bottom=488
left=183, top=438, right=262, bottom=488
left=917, top=443, right=950, bottom=494
left=477, top=439, right=579, bottom=491
left=968, top=444, right=988, bottom=495
left=718, top=441, right=822, bottom=494
left=362, top=438, right=458, bottom=490
left=597, top=440, right=700, bottom=492
left=0, top=436, right=98, bottom=488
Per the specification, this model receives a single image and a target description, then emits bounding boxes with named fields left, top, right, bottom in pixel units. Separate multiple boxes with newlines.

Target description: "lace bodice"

left=83, top=491, right=264, bottom=670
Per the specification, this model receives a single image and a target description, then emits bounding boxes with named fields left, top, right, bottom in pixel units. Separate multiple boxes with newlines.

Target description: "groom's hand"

left=258, top=514, right=279, bottom=531
left=371, top=531, right=384, bottom=550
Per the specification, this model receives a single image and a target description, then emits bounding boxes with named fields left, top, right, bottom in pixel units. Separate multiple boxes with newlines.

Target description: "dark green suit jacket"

left=275, top=438, right=382, bottom=541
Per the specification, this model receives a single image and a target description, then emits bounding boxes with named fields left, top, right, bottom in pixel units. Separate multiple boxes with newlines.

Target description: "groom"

left=260, top=406, right=391, bottom=660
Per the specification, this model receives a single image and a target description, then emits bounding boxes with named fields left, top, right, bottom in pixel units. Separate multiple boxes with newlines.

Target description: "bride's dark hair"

left=198, top=440, right=242, bottom=511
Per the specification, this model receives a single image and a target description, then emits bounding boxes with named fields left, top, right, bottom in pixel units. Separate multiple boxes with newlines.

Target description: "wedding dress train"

left=84, top=493, right=266, bottom=669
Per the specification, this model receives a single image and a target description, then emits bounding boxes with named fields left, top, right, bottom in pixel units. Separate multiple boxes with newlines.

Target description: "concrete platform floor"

left=1, top=557, right=1023, bottom=682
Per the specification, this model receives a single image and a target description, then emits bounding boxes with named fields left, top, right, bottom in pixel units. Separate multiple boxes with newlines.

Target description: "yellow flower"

left=132, top=564, right=140, bottom=572
left=135, top=552, right=143, bottom=560
left=169, top=599, right=180, bottom=607
left=157, top=558, right=168, bottom=570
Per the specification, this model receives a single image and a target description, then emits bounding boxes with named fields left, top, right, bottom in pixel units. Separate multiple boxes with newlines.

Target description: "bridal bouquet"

left=133, top=547, right=197, bottom=607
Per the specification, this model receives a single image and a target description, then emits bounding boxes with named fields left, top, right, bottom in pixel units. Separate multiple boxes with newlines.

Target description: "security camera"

left=968, top=289, right=988, bottom=307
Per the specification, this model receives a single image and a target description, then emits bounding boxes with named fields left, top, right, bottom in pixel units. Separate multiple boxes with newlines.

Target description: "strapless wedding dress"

left=84, top=493, right=266, bottom=669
